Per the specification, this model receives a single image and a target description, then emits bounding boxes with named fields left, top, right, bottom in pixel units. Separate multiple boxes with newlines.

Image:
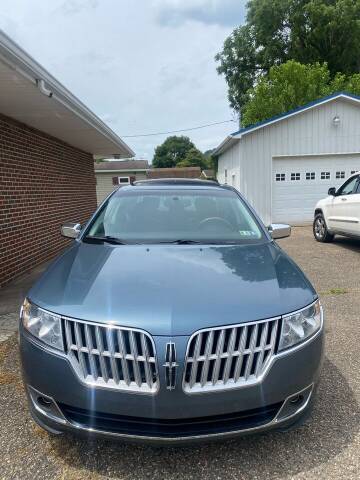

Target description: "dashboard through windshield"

left=84, top=188, right=265, bottom=245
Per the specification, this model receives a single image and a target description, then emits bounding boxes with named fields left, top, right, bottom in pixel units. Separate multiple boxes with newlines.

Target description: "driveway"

left=0, top=227, right=359, bottom=480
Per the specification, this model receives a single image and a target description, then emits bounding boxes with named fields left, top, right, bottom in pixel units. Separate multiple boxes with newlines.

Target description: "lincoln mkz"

left=20, top=179, right=324, bottom=444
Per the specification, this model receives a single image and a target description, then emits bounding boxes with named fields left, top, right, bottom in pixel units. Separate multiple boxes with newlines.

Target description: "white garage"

left=214, top=93, right=360, bottom=225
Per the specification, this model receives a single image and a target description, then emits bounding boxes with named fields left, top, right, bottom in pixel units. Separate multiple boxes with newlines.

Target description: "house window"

left=306, top=172, right=315, bottom=180
left=351, top=170, right=358, bottom=175
left=336, top=171, right=345, bottom=179
left=290, top=173, right=300, bottom=181
left=224, top=169, right=228, bottom=184
left=275, top=173, right=285, bottom=182
left=119, top=176, right=130, bottom=184
left=321, top=172, right=330, bottom=180
left=231, top=174, right=236, bottom=186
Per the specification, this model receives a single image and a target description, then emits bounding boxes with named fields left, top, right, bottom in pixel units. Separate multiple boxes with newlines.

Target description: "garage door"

left=272, top=156, right=360, bottom=224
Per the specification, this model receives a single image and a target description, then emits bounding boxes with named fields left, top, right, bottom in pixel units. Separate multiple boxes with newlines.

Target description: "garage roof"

left=94, top=160, right=149, bottom=171
left=214, top=92, right=360, bottom=156
left=0, top=29, right=134, bottom=158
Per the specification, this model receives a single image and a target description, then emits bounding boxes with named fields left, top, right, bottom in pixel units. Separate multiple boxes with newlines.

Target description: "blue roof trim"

left=231, top=91, right=360, bottom=137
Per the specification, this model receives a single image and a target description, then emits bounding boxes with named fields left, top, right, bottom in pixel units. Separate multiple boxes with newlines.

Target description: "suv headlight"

left=278, top=300, right=322, bottom=351
left=21, top=299, right=64, bottom=351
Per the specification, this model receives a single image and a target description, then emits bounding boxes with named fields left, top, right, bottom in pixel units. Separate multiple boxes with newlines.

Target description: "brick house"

left=94, top=159, right=149, bottom=204
left=0, top=30, right=133, bottom=287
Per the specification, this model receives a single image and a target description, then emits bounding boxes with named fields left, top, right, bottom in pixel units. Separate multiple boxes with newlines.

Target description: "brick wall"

left=0, top=113, right=97, bottom=288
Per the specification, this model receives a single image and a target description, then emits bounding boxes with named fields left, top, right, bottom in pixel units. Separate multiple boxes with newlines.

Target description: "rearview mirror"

left=61, top=222, right=81, bottom=239
left=268, top=224, right=291, bottom=240
left=328, top=187, right=336, bottom=196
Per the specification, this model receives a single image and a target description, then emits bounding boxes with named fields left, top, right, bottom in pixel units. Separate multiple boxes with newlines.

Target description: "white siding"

left=217, top=141, right=241, bottom=190
left=217, top=98, right=360, bottom=225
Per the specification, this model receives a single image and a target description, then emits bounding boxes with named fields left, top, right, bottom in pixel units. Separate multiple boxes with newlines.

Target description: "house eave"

left=213, top=136, right=239, bottom=156
left=0, top=29, right=134, bottom=158
left=95, top=169, right=148, bottom=173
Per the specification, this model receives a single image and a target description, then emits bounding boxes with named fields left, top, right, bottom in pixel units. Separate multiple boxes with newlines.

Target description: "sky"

left=0, top=0, right=246, bottom=161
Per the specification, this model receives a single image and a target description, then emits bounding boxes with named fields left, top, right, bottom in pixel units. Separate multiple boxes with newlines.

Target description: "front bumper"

left=20, top=326, right=324, bottom=444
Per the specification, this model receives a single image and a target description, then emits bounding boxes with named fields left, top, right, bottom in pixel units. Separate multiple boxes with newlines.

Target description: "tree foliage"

left=216, top=0, right=360, bottom=112
left=152, top=136, right=195, bottom=168
left=242, top=61, right=360, bottom=126
left=176, top=147, right=209, bottom=170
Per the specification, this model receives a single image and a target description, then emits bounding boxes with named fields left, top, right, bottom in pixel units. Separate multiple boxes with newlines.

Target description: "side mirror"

left=61, top=222, right=81, bottom=239
left=268, top=224, right=291, bottom=240
left=328, top=187, right=336, bottom=196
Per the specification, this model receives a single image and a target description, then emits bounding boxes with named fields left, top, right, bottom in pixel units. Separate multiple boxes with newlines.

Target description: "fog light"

left=28, top=386, right=67, bottom=425
left=276, top=385, right=313, bottom=422
left=290, top=394, right=304, bottom=405
left=37, top=396, right=53, bottom=409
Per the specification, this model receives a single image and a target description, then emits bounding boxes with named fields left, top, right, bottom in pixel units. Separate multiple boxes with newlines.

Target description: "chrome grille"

left=183, top=318, right=279, bottom=393
left=64, top=319, right=159, bottom=394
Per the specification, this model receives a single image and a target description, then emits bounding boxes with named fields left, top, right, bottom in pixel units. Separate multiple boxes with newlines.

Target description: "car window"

left=355, top=178, right=360, bottom=194
left=337, top=177, right=358, bottom=196
left=85, top=189, right=265, bottom=245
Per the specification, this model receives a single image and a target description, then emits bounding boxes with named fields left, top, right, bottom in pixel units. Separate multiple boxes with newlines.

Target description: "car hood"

left=29, top=241, right=317, bottom=336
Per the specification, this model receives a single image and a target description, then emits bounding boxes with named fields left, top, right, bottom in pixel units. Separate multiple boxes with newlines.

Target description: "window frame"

left=275, top=173, right=286, bottom=182
left=290, top=172, right=300, bottom=181
left=305, top=172, right=316, bottom=180
left=118, top=176, right=131, bottom=185
left=336, top=171, right=345, bottom=180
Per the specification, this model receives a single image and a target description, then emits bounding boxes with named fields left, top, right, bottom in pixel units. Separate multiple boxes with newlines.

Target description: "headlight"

left=278, top=300, right=322, bottom=351
left=21, top=299, right=64, bottom=351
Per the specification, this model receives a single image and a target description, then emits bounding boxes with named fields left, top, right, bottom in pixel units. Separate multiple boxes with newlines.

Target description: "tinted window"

left=86, top=189, right=265, bottom=244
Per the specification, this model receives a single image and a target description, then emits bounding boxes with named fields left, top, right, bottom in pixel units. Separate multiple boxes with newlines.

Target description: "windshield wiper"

left=158, top=239, right=226, bottom=245
left=158, top=239, right=202, bottom=244
left=83, top=235, right=128, bottom=245
left=158, top=239, right=240, bottom=245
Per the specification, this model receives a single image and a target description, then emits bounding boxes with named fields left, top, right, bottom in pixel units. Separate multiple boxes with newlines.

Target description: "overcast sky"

left=0, top=0, right=245, bottom=161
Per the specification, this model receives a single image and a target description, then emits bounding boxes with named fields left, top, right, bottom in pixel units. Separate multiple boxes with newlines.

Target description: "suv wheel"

left=313, top=213, right=334, bottom=242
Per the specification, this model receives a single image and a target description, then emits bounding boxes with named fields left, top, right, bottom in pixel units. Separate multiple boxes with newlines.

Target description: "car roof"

left=132, top=178, right=219, bottom=187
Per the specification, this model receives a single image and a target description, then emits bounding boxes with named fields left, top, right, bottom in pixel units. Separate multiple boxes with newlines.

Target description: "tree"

left=242, top=61, right=360, bottom=126
left=204, top=148, right=217, bottom=173
left=176, top=147, right=209, bottom=170
left=152, top=136, right=195, bottom=168
left=216, top=0, right=360, bottom=112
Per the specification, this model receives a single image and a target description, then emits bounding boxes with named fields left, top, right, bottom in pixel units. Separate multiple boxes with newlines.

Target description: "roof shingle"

left=94, top=160, right=149, bottom=171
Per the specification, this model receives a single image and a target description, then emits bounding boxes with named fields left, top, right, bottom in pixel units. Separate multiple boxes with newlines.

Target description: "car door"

left=326, top=176, right=359, bottom=235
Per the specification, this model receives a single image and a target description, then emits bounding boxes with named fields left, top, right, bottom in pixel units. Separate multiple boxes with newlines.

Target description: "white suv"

left=313, top=172, right=360, bottom=242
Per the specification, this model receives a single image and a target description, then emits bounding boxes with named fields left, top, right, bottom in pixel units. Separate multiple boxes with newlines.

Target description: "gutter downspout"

left=36, top=79, right=53, bottom=97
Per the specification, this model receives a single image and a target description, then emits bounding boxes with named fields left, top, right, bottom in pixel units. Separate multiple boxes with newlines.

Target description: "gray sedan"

left=19, top=179, right=324, bottom=444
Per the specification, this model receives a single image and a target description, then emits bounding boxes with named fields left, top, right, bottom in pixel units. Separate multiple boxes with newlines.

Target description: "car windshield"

left=84, top=188, right=265, bottom=244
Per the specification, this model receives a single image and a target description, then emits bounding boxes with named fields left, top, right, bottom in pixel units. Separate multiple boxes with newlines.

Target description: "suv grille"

left=63, top=319, right=159, bottom=394
left=183, top=318, right=279, bottom=393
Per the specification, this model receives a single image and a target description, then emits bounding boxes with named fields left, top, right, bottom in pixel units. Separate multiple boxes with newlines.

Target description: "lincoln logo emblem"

left=163, top=342, right=178, bottom=390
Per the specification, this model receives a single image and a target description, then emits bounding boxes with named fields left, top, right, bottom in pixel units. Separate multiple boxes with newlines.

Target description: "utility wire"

left=121, top=119, right=236, bottom=138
